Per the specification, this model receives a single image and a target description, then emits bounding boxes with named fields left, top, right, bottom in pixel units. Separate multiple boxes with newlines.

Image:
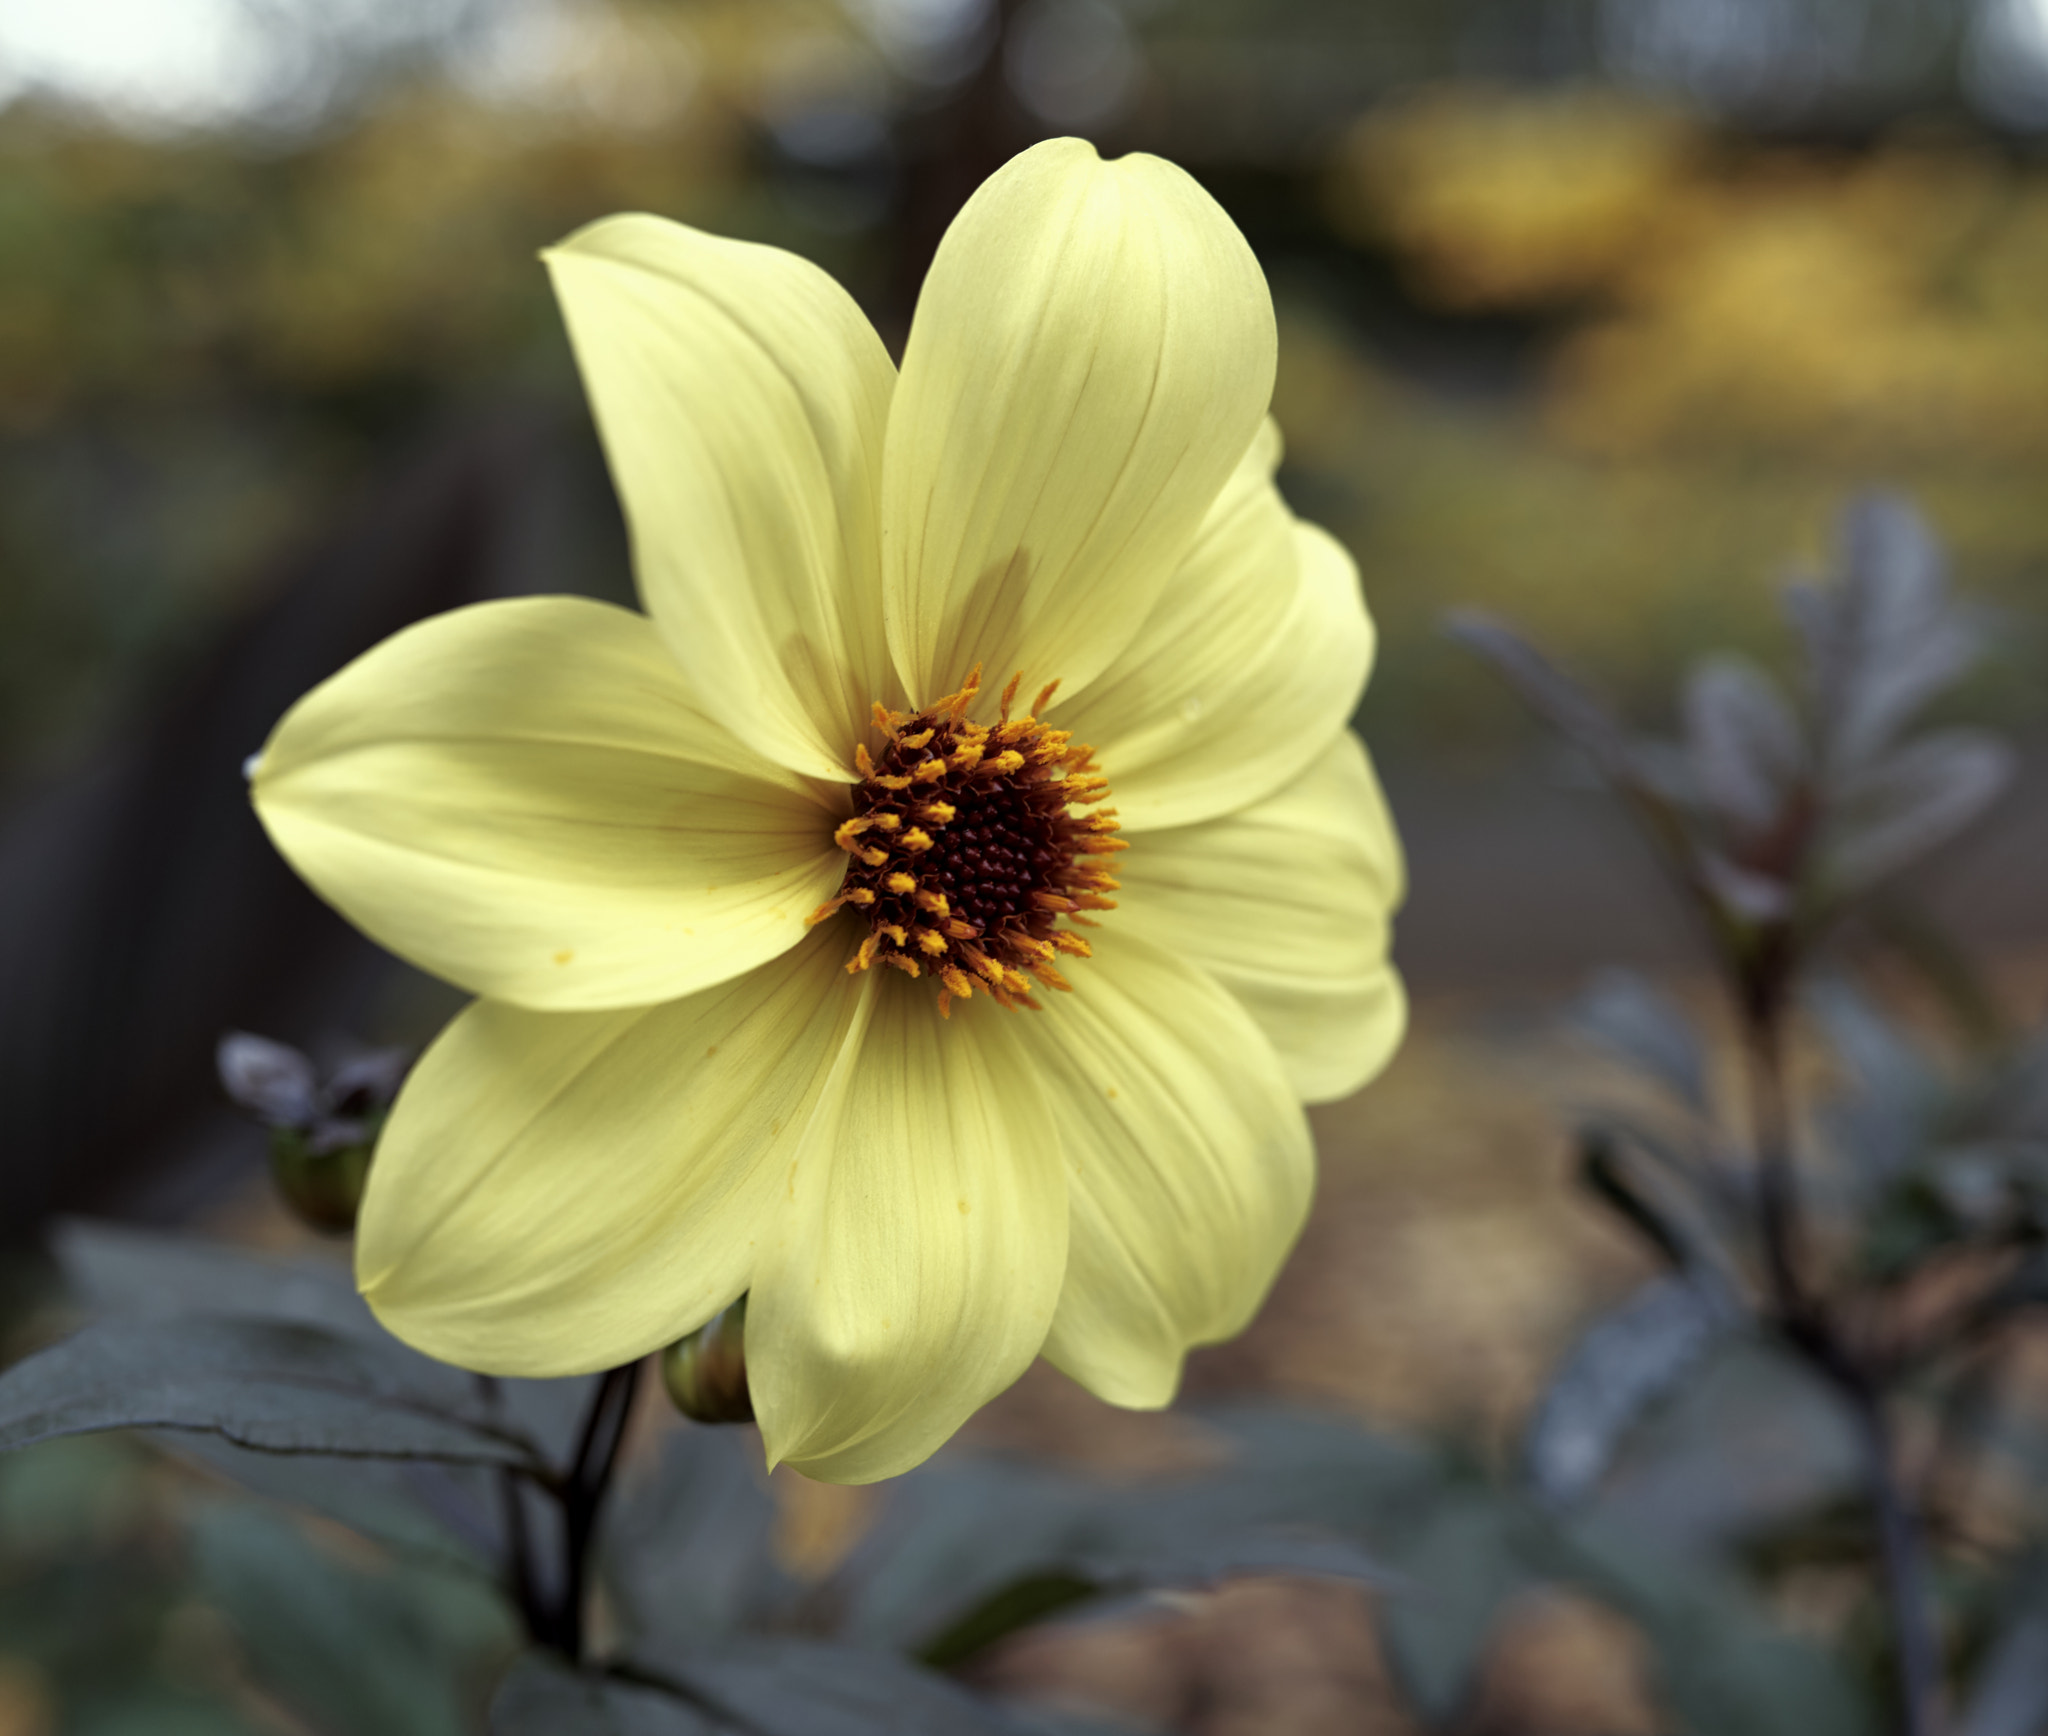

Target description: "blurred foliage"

left=4, top=8, right=2047, bottom=780
left=3, top=3, right=2048, bottom=1729
left=1295, top=87, right=2048, bottom=751
left=0, top=0, right=893, bottom=773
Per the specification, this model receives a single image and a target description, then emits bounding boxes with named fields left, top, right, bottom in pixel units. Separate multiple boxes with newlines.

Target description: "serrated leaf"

left=54, top=1221, right=593, bottom=1466
left=1524, top=1276, right=1738, bottom=1507
left=0, top=1316, right=544, bottom=1469
left=1683, top=654, right=1805, bottom=837
left=1829, top=729, right=2014, bottom=892
left=600, top=1426, right=794, bottom=1655
left=194, top=1502, right=514, bottom=1736
left=1572, top=969, right=1710, bottom=1113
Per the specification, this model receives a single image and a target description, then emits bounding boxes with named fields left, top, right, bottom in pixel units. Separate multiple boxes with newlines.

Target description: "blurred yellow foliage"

left=1308, top=88, right=2048, bottom=747
left=1331, top=87, right=2048, bottom=465
left=1328, top=86, right=1699, bottom=310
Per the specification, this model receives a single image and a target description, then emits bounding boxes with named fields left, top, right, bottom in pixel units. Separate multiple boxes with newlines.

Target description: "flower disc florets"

left=810, top=667, right=1125, bottom=1015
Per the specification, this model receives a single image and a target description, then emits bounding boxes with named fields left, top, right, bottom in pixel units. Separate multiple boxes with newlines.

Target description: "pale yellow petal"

left=1060, top=443, right=1375, bottom=831
left=545, top=215, right=897, bottom=781
left=356, top=927, right=863, bottom=1376
left=252, top=597, right=844, bottom=1012
left=882, top=137, right=1276, bottom=709
left=747, top=972, right=1066, bottom=1484
left=1116, top=731, right=1406, bottom=1104
left=1009, top=928, right=1313, bottom=1409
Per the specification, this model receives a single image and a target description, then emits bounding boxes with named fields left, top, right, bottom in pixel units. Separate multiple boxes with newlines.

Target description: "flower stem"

left=546, top=1361, right=641, bottom=1661
left=1741, top=1000, right=1942, bottom=1736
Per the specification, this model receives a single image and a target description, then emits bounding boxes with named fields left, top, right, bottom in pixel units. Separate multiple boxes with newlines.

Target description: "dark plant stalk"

left=498, top=1467, right=545, bottom=1642
left=546, top=1361, right=641, bottom=1661
left=558, top=1362, right=640, bottom=1658
left=1744, top=1004, right=1811, bottom=1328
left=1741, top=999, right=1942, bottom=1736
left=1845, top=1368, right=1945, bottom=1736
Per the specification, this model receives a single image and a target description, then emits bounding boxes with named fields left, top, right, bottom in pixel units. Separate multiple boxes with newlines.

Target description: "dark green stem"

left=543, top=1362, right=640, bottom=1660
left=1742, top=998, right=1941, bottom=1736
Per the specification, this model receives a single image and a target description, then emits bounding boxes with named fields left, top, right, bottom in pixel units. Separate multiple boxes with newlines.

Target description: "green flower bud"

left=219, top=1033, right=409, bottom=1235
left=268, top=1126, right=375, bottom=1234
left=662, top=1298, right=753, bottom=1424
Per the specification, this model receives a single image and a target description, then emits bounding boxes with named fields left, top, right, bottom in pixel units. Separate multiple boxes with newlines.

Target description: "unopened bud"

left=662, top=1298, right=753, bottom=1424
left=268, top=1128, right=374, bottom=1234
left=218, top=1031, right=409, bottom=1235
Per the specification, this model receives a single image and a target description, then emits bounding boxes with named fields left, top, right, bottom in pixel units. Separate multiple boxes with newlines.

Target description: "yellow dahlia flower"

left=249, top=138, right=1405, bottom=1484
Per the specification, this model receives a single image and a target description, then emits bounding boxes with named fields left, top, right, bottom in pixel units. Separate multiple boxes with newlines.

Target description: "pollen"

left=813, top=664, right=1121, bottom=1016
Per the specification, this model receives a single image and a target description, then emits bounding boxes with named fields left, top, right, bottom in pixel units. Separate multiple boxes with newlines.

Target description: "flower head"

left=249, top=138, right=1405, bottom=1483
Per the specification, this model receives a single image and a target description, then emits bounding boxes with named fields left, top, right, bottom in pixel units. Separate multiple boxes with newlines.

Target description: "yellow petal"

left=1059, top=432, right=1375, bottom=832
left=252, top=597, right=843, bottom=1011
left=747, top=972, right=1066, bottom=1483
left=1115, top=731, right=1407, bottom=1104
left=882, top=137, right=1276, bottom=709
left=545, top=215, right=897, bottom=782
left=1008, top=928, right=1313, bottom=1410
left=356, top=926, right=863, bottom=1376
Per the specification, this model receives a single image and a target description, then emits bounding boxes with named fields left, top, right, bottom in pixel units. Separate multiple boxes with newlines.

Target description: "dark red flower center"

left=809, top=667, right=1123, bottom=1015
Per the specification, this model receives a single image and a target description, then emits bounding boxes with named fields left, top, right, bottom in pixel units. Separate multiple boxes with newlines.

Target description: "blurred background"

left=1, top=0, right=2046, bottom=1731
